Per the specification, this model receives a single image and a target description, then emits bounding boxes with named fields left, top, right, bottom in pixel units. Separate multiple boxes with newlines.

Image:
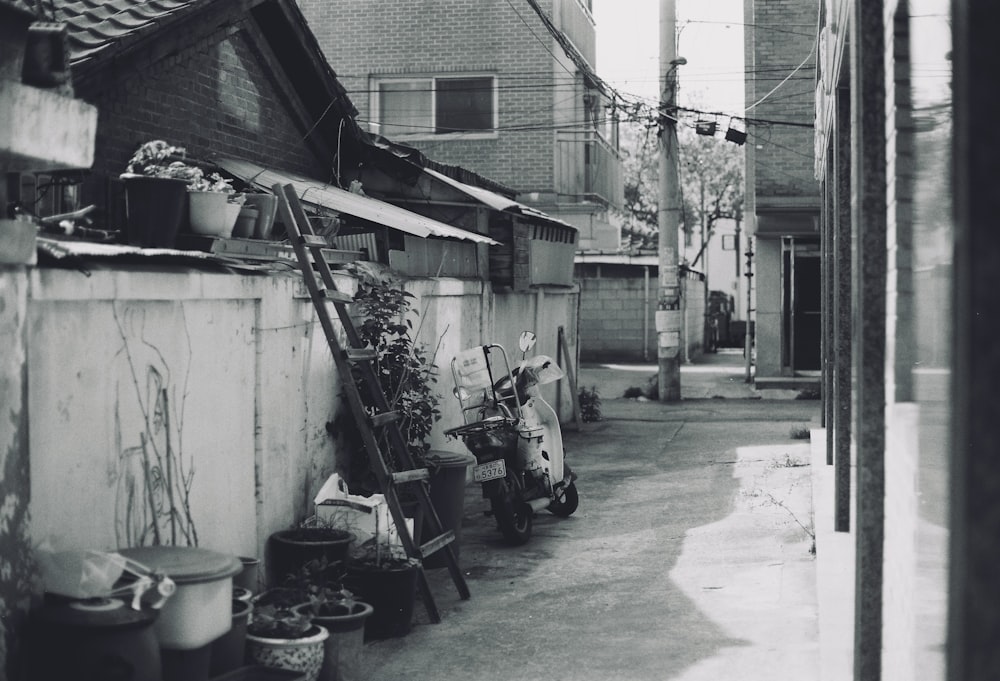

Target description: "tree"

left=616, top=121, right=660, bottom=250
left=677, top=126, right=744, bottom=267
left=616, top=118, right=744, bottom=254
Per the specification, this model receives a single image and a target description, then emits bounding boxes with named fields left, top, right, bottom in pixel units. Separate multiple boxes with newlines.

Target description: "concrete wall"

left=754, top=237, right=782, bottom=375
left=24, top=266, right=578, bottom=568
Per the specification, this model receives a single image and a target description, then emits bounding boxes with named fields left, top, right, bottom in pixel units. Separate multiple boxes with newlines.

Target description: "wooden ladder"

left=273, top=183, right=470, bottom=623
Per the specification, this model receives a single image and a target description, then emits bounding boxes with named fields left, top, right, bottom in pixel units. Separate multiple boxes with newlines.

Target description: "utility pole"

left=744, top=237, right=754, bottom=383
left=656, top=0, right=683, bottom=401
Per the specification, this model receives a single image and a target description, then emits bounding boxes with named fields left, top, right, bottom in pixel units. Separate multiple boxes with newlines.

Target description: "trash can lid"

left=424, top=450, right=477, bottom=468
left=118, top=546, right=242, bottom=585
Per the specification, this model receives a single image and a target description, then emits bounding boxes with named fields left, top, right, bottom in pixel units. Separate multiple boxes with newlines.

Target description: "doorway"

left=782, top=238, right=822, bottom=372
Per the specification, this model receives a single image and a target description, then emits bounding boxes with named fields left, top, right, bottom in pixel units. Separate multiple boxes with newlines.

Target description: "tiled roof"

left=50, top=0, right=201, bottom=65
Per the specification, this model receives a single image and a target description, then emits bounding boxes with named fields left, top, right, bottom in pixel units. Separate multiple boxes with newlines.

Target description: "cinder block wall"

left=578, top=275, right=654, bottom=361
left=298, top=0, right=563, bottom=195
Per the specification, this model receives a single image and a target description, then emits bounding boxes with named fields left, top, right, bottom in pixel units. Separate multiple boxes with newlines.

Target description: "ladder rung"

left=418, top=530, right=455, bottom=558
left=345, top=347, right=377, bottom=362
left=370, top=411, right=402, bottom=428
left=299, top=234, right=328, bottom=247
left=392, top=468, right=430, bottom=485
left=318, top=288, right=355, bottom=304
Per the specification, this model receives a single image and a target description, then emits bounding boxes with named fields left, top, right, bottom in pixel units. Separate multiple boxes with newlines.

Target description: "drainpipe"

left=643, top=265, right=650, bottom=361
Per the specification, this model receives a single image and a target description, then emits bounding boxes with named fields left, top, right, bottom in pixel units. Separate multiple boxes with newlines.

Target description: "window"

left=375, top=75, right=496, bottom=137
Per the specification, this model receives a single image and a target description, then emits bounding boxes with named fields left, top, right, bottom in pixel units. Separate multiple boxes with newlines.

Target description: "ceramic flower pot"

left=343, top=561, right=418, bottom=641
left=245, top=624, right=328, bottom=681
left=243, top=194, right=279, bottom=239
left=209, top=598, right=253, bottom=677
left=267, top=528, right=354, bottom=587
left=292, top=600, right=373, bottom=681
left=233, top=206, right=259, bottom=238
left=188, top=191, right=243, bottom=237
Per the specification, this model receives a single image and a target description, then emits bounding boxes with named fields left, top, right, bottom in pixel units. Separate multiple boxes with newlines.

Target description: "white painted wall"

left=25, top=266, right=578, bottom=573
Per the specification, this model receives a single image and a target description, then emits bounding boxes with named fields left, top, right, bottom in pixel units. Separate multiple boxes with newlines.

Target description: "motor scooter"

left=444, top=331, right=578, bottom=545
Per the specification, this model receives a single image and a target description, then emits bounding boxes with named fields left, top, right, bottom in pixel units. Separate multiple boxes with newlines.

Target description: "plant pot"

left=212, top=666, right=309, bottom=680
left=292, top=600, right=373, bottom=681
left=234, top=586, right=254, bottom=603
left=160, top=643, right=212, bottom=681
left=188, top=191, right=243, bottom=237
left=233, top=206, right=259, bottom=238
left=343, top=561, right=418, bottom=641
left=235, top=556, right=261, bottom=593
left=267, top=528, right=354, bottom=588
left=245, top=624, right=328, bottom=681
left=117, top=546, right=242, bottom=650
left=244, top=194, right=279, bottom=239
left=123, top=175, right=189, bottom=248
left=24, top=597, right=162, bottom=681
left=209, top=598, right=253, bottom=677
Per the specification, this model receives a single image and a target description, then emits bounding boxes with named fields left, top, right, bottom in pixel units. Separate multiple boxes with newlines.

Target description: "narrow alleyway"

left=358, top=351, right=821, bottom=681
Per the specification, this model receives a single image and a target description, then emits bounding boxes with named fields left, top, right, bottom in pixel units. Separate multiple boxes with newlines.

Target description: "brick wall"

left=298, top=0, right=570, bottom=195
left=80, top=22, right=325, bottom=192
left=750, top=0, right=819, bottom=201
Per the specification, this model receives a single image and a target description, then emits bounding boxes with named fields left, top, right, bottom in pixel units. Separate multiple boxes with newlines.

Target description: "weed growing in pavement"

left=789, top=425, right=811, bottom=440
left=742, top=455, right=815, bottom=544
left=578, top=385, right=602, bottom=422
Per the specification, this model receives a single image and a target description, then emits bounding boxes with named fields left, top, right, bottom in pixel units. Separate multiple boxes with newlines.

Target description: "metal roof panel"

left=217, top=158, right=499, bottom=246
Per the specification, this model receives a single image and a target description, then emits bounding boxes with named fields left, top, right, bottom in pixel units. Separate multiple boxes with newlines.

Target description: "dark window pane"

left=436, top=78, right=493, bottom=133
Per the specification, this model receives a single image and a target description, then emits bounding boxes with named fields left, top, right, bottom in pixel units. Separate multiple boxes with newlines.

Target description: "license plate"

left=473, top=459, right=506, bottom=482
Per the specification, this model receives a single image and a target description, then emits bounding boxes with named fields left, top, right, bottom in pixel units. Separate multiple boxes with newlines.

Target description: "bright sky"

left=593, top=0, right=745, bottom=115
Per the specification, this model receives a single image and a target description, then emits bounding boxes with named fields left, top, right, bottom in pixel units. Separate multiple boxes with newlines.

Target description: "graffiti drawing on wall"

left=112, top=305, right=198, bottom=548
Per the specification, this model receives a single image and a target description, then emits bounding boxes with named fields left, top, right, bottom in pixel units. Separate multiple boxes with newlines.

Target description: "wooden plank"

left=418, top=530, right=455, bottom=559
left=558, top=326, right=583, bottom=430
left=391, top=468, right=430, bottom=485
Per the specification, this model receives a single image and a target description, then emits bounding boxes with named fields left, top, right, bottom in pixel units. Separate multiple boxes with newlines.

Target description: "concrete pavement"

left=355, top=351, right=823, bottom=681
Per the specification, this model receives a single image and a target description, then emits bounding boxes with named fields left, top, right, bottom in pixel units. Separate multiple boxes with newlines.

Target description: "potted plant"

left=120, top=140, right=201, bottom=247
left=331, top=269, right=443, bottom=496
left=186, top=170, right=245, bottom=237
left=267, top=520, right=354, bottom=588
left=343, top=539, right=420, bottom=642
left=244, top=605, right=328, bottom=681
left=286, top=558, right=373, bottom=681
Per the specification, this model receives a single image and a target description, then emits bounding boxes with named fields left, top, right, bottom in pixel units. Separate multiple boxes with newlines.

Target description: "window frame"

left=370, top=74, right=499, bottom=140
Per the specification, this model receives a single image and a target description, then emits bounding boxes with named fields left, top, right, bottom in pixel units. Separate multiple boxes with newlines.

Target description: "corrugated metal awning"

left=421, top=167, right=576, bottom=230
left=218, top=158, right=499, bottom=245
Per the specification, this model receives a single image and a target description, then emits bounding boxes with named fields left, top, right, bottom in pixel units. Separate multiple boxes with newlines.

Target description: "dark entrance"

left=793, top=254, right=822, bottom=370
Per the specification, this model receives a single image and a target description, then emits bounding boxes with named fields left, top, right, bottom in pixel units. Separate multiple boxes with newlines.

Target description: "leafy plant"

left=279, top=556, right=351, bottom=614
left=336, top=276, right=441, bottom=491
left=247, top=604, right=313, bottom=639
left=578, top=385, right=602, bottom=422
left=121, top=140, right=200, bottom=181
left=188, top=172, right=237, bottom=194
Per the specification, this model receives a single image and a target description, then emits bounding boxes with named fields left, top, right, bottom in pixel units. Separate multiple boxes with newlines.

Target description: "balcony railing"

left=554, top=129, right=624, bottom=209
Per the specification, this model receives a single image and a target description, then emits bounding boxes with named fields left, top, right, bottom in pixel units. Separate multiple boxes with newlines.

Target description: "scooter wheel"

left=548, top=481, right=579, bottom=517
left=491, top=490, right=532, bottom=545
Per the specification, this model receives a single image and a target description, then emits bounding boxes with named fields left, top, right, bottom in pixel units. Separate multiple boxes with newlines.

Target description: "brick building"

left=297, top=0, right=624, bottom=250
left=805, top=1, right=999, bottom=680
left=743, top=0, right=822, bottom=383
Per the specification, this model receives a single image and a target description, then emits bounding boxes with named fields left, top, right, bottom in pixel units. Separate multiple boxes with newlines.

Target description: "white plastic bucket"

left=119, top=546, right=242, bottom=650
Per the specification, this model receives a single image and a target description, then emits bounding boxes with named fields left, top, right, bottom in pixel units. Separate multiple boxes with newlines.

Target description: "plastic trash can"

left=421, top=450, right=476, bottom=568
